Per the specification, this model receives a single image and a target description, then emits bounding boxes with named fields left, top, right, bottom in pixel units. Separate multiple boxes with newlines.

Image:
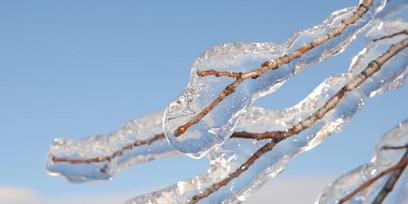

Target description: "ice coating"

left=46, top=17, right=407, bottom=188
left=316, top=119, right=408, bottom=204
left=163, top=0, right=387, bottom=158
left=125, top=19, right=408, bottom=203
left=46, top=111, right=178, bottom=183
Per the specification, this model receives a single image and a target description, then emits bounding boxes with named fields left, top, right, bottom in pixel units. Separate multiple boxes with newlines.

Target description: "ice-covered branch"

left=47, top=18, right=408, bottom=191
left=46, top=111, right=176, bottom=183
left=125, top=20, right=408, bottom=204
left=231, top=30, right=408, bottom=142
left=44, top=1, right=408, bottom=203
left=164, top=0, right=387, bottom=158
left=339, top=150, right=408, bottom=204
left=317, top=119, right=408, bottom=204
left=373, top=146, right=408, bottom=204
left=46, top=0, right=388, bottom=182
left=49, top=38, right=406, bottom=182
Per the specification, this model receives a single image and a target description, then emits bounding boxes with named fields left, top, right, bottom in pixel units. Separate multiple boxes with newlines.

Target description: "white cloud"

left=0, top=185, right=134, bottom=204
left=0, top=186, right=38, bottom=204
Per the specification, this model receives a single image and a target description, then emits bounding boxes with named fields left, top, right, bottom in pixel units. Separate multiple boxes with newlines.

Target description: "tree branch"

left=50, top=133, right=165, bottom=164
left=232, top=37, right=408, bottom=141
left=50, top=36, right=408, bottom=183
left=49, top=130, right=281, bottom=166
left=174, top=0, right=374, bottom=137
left=372, top=145, right=408, bottom=204
left=339, top=146, right=408, bottom=204
left=187, top=37, right=408, bottom=204
left=372, top=29, right=408, bottom=42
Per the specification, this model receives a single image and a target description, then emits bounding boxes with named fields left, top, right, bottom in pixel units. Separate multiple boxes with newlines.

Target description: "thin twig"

left=187, top=37, right=408, bottom=204
left=49, top=130, right=280, bottom=166
left=381, top=144, right=408, bottom=150
left=50, top=37, right=408, bottom=182
left=174, top=0, right=374, bottom=137
left=372, top=29, right=408, bottom=42
left=49, top=36, right=408, bottom=204
left=50, top=133, right=165, bottom=164
left=174, top=78, right=244, bottom=136
left=339, top=149, right=408, bottom=204
left=188, top=139, right=280, bottom=203
left=372, top=145, right=408, bottom=204
left=231, top=37, right=408, bottom=141
left=196, top=69, right=242, bottom=78
left=230, top=131, right=283, bottom=140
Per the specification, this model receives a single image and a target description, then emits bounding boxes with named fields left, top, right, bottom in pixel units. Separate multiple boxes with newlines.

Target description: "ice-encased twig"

left=46, top=111, right=177, bottom=183
left=316, top=119, right=408, bottom=204
left=125, top=20, right=408, bottom=203
left=45, top=5, right=403, bottom=204
left=163, top=0, right=387, bottom=158
left=46, top=0, right=390, bottom=182
left=46, top=18, right=408, bottom=186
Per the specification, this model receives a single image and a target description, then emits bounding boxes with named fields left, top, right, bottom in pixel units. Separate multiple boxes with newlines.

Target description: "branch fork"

left=174, top=0, right=374, bottom=137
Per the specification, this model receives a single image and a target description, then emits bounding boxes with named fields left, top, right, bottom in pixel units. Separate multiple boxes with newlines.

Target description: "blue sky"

left=0, top=1, right=407, bottom=203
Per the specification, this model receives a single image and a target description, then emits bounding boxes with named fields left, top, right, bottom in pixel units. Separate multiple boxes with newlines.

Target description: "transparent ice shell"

left=46, top=111, right=178, bottom=183
left=125, top=19, right=408, bottom=203
left=163, top=0, right=387, bottom=158
left=44, top=4, right=408, bottom=204
left=316, top=119, right=408, bottom=204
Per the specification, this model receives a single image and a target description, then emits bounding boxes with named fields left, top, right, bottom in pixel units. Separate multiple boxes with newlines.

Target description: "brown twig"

left=174, top=0, right=374, bottom=137
left=50, top=133, right=165, bottom=164
left=188, top=138, right=282, bottom=204
left=372, top=29, right=408, bottom=42
left=174, top=78, right=244, bottom=136
left=49, top=130, right=280, bottom=166
left=372, top=145, right=408, bottom=204
left=50, top=37, right=408, bottom=200
left=49, top=36, right=408, bottom=204
left=230, top=131, right=283, bottom=140
left=381, top=144, right=408, bottom=150
left=187, top=37, right=408, bottom=204
left=196, top=69, right=242, bottom=78
left=339, top=147, right=408, bottom=204
left=231, top=37, right=408, bottom=141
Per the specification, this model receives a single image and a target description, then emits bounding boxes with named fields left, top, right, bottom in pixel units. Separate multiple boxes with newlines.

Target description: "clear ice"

left=124, top=19, right=408, bottom=203
left=46, top=111, right=178, bottom=183
left=316, top=119, right=408, bottom=204
left=46, top=3, right=395, bottom=182
left=44, top=2, right=408, bottom=203
left=163, top=0, right=387, bottom=158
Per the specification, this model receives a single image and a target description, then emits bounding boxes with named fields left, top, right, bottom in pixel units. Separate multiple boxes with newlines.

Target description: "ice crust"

left=44, top=2, right=408, bottom=203
left=163, top=0, right=387, bottom=158
left=125, top=19, right=408, bottom=203
left=47, top=111, right=178, bottom=183
left=316, top=119, right=408, bottom=204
